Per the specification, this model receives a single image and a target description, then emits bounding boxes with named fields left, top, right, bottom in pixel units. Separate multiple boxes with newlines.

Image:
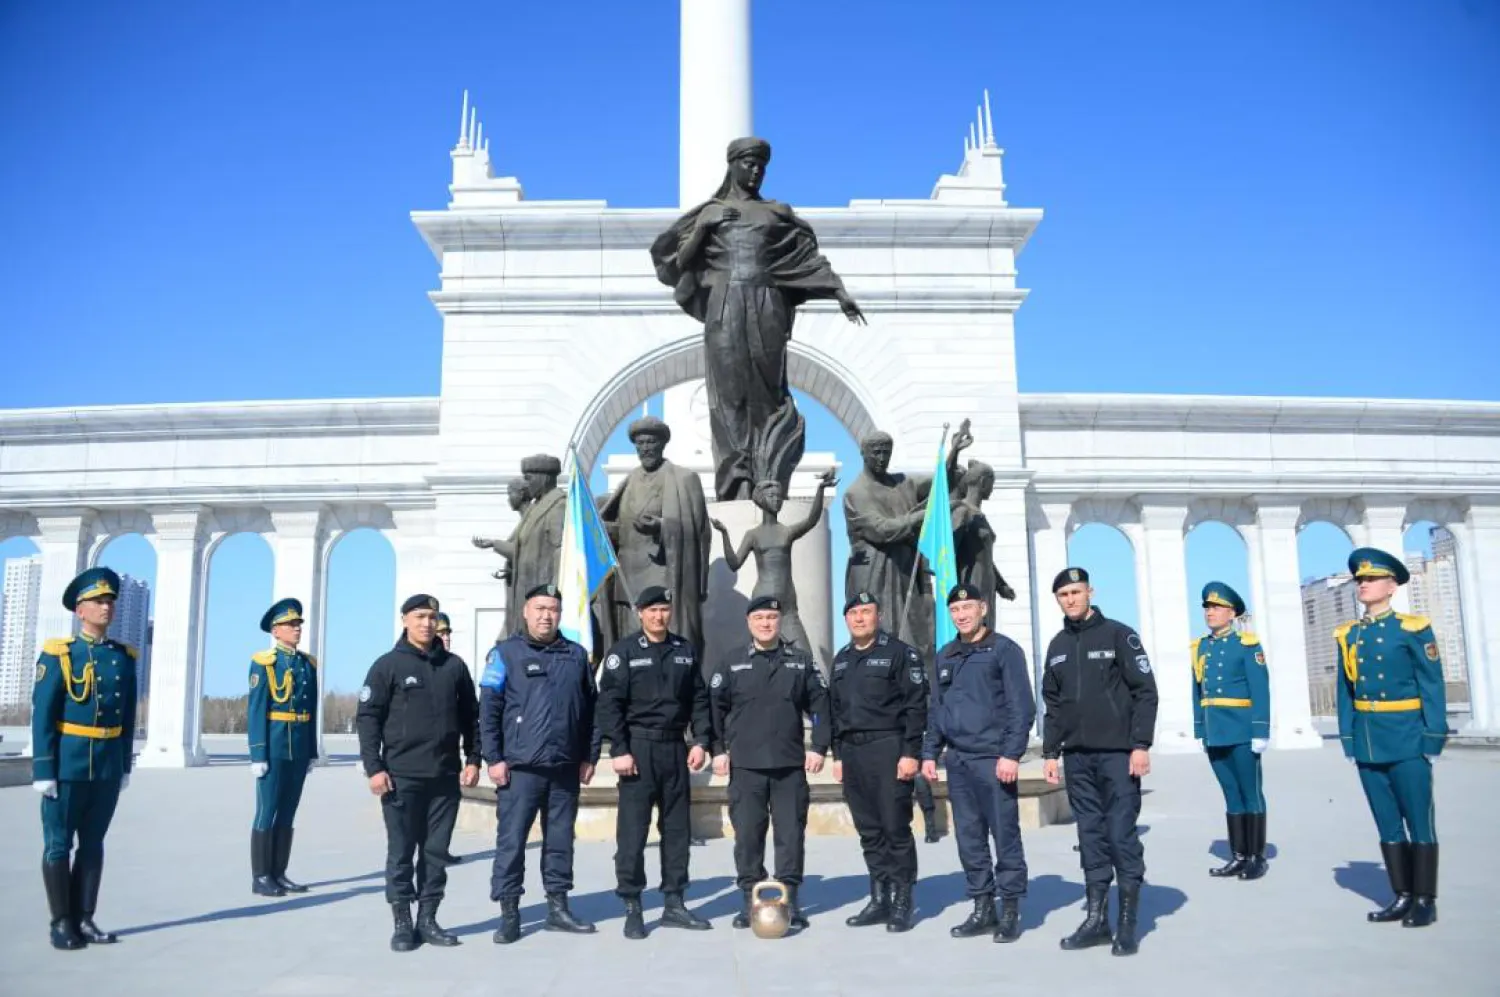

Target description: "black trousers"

left=728, top=765, right=808, bottom=890
left=946, top=755, right=1028, bottom=899
left=614, top=736, right=693, bottom=897
left=490, top=764, right=580, bottom=900
left=381, top=775, right=460, bottom=904
left=840, top=733, right=917, bottom=885
left=1063, top=749, right=1145, bottom=889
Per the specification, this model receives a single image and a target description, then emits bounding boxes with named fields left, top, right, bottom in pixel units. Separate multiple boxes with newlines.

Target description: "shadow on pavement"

left=1333, top=861, right=1389, bottom=907
left=1135, top=882, right=1188, bottom=940
left=117, top=885, right=385, bottom=936
left=1019, top=874, right=1087, bottom=931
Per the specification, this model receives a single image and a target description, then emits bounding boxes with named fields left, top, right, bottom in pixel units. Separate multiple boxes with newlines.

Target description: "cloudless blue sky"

left=2, top=1, right=1494, bottom=698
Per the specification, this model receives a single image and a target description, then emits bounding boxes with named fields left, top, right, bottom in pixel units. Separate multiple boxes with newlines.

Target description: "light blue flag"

left=557, top=447, right=619, bottom=659
left=916, top=430, right=958, bottom=651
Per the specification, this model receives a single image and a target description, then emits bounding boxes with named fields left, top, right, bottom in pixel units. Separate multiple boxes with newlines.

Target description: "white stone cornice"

left=3, top=482, right=435, bottom=510
left=1020, top=393, right=1500, bottom=433
left=0, top=397, right=438, bottom=442
left=1026, top=473, right=1500, bottom=495
left=427, top=287, right=1030, bottom=316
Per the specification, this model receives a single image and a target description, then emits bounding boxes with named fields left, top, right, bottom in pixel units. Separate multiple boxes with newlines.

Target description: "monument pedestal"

left=702, top=498, right=833, bottom=671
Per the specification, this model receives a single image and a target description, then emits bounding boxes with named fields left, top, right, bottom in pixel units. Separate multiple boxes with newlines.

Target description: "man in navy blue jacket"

left=481, top=584, right=602, bottom=945
left=921, top=584, right=1036, bottom=943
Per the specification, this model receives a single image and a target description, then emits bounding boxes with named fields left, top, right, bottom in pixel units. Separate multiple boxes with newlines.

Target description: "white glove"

left=33, top=780, right=58, bottom=798
left=1250, top=738, right=1269, bottom=755
left=251, top=762, right=269, bottom=779
left=120, top=774, right=131, bottom=791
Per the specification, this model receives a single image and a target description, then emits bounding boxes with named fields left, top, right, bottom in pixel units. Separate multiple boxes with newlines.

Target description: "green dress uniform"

left=248, top=598, right=319, bottom=897
left=32, top=567, right=138, bottom=950
left=1336, top=547, right=1447, bottom=928
left=1191, top=582, right=1271, bottom=880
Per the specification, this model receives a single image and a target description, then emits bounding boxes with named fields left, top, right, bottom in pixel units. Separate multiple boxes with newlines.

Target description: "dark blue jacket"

left=480, top=631, right=601, bottom=768
left=923, top=630, right=1035, bottom=762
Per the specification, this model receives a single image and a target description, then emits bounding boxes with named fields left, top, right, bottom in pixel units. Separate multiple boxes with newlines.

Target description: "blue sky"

left=1, top=1, right=1494, bottom=696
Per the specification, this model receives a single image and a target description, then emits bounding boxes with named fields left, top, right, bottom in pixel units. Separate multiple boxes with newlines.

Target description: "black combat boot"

left=1059, top=883, right=1112, bottom=950
left=1238, top=813, right=1268, bottom=881
left=949, top=895, right=996, bottom=938
left=922, top=808, right=941, bottom=843
left=1402, top=844, right=1438, bottom=928
left=416, top=900, right=460, bottom=946
left=845, top=877, right=890, bottom=927
left=885, top=882, right=915, bottom=933
left=390, top=902, right=418, bottom=952
left=660, top=892, right=712, bottom=930
left=622, top=896, right=646, bottom=940
left=544, top=892, right=596, bottom=933
left=492, top=897, right=521, bottom=944
left=786, top=883, right=809, bottom=929
left=732, top=889, right=752, bottom=929
left=1210, top=813, right=1249, bottom=878
left=272, top=827, right=308, bottom=893
left=1368, top=842, right=1413, bottom=923
left=992, top=896, right=1021, bottom=943
left=1111, top=885, right=1140, bottom=956
left=43, top=860, right=84, bottom=951
left=71, top=861, right=118, bottom=943
left=251, top=831, right=284, bottom=897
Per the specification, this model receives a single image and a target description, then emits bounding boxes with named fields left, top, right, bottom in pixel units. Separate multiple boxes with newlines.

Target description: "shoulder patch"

left=1125, top=632, right=1143, bottom=651
left=1424, top=642, right=1439, bottom=662
left=249, top=672, right=260, bottom=688
left=710, top=672, right=723, bottom=689
left=35, top=662, right=46, bottom=684
left=252, top=649, right=277, bottom=666
left=909, top=666, right=925, bottom=685
left=43, top=637, right=74, bottom=655
left=1237, top=631, right=1260, bottom=647
left=359, top=685, right=372, bottom=702
left=1190, top=637, right=1201, bottom=656
left=1398, top=614, right=1432, bottom=634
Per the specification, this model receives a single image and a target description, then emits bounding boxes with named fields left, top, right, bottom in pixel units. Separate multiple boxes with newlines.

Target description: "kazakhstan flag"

left=557, top=447, right=619, bottom=659
left=916, top=430, right=958, bottom=650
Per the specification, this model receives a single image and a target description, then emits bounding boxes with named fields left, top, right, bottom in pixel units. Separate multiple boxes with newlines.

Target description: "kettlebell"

left=749, top=879, right=791, bottom=939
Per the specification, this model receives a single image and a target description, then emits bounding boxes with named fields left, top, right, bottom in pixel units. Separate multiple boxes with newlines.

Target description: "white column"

left=1460, top=501, right=1500, bottom=732
left=386, top=507, right=439, bottom=634
left=270, top=507, right=328, bottom=760
left=1252, top=499, right=1322, bottom=749
left=1362, top=497, right=1413, bottom=613
left=23, top=512, right=91, bottom=757
left=137, top=507, right=210, bottom=768
left=1136, top=500, right=1195, bottom=753
left=1027, top=497, right=1073, bottom=740
left=679, top=0, right=752, bottom=206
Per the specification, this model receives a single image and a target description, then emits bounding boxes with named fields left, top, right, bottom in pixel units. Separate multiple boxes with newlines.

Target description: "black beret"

left=634, top=586, right=672, bottom=609
left=401, top=594, right=440, bottom=615
left=947, top=584, right=982, bottom=606
left=746, top=595, right=782, bottom=615
left=526, top=583, right=562, bottom=602
left=1052, top=567, right=1090, bottom=593
left=843, top=590, right=878, bottom=614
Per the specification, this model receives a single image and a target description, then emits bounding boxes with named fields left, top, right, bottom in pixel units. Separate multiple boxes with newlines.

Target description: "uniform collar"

left=1360, top=608, right=1395, bottom=625
left=1063, top=608, right=1106, bottom=633
left=1211, top=625, right=1234, bottom=639
left=79, top=631, right=102, bottom=645
left=274, top=641, right=298, bottom=655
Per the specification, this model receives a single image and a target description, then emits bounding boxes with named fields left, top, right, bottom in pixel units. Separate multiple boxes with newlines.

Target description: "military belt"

left=58, top=722, right=123, bottom=739
left=1199, top=698, right=1252, bottom=708
left=1353, top=698, right=1421, bottom=713
left=269, top=711, right=312, bottom=723
left=628, top=726, right=685, bottom=742
left=838, top=729, right=902, bottom=746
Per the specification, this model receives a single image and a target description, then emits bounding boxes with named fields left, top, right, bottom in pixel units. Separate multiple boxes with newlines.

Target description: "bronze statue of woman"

left=651, top=137, right=866, bottom=503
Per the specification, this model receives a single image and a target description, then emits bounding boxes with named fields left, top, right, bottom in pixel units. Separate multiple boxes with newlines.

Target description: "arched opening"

left=93, top=533, right=157, bottom=733
left=199, top=532, right=274, bottom=747
left=1067, top=523, right=1140, bottom=631
left=1184, top=521, right=1252, bottom=637
left=0, top=536, right=43, bottom=724
left=1297, top=520, right=1355, bottom=717
left=1403, top=519, right=1470, bottom=718
left=322, top=528, right=396, bottom=737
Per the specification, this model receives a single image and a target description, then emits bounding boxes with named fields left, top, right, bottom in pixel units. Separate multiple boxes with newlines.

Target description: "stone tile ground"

left=0, top=738, right=1492, bottom=996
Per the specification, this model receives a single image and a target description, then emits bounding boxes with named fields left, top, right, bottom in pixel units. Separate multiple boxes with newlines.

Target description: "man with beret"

left=829, top=590, right=928, bottom=932
left=31, top=567, right=138, bottom=950
left=482, top=583, right=603, bottom=944
left=1041, top=567, right=1158, bottom=956
left=921, top=585, right=1035, bottom=942
left=247, top=597, right=319, bottom=897
left=1191, top=581, right=1271, bottom=880
left=710, top=595, right=831, bottom=931
left=596, top=585, right=714, bottom=939
left=1336, top=547, right=1447, bottom=928
left=434, top=613, right=452, bottom=651
left=356, top=594, right=482, bottom=952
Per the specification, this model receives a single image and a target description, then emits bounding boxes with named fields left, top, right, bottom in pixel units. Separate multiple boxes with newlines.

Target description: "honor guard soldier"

left=1336, top=547, right=1447, bottom=928
left=481, top=583, right=603, bottom=944
left=1192, top=582, right=1271, bottom=880
left=356, top=594, right=482, bottom=952
left=32, top=567, right=138, bottom=950
left=710, top=595, right=831, bottom=932
left=1041, top=567, right=1158, bottom=957
left=596, top=586, right=715, bottom=939
left=434, top=613, right=452, bottom=651
left=829, top=591, right=928, bottom=933
left=247, top=598, right=319, bottom=898
left=921, top=585, right=1035, bottom=943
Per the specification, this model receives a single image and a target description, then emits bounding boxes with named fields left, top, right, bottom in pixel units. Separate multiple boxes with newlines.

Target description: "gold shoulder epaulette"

left=1190, top=637, right=1202, bottom=656
left=122, top=644, right=138, bottom=660
left=305, top=653, right=318, bottom=668
left=1238, top=631, right=1260, bottom=647
left=1333, top=620, right=1356, bottom=641
left=1398, top=614, right=1432, bottom=633
left=252, top=649, right=277, bottom=666
left=42, top=637, right=74, bottom=655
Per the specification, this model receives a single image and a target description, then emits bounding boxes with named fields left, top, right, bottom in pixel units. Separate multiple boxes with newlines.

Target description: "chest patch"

left=834, top=662, right=848, bottom=673
left=730, top=663, right=752, bottom=672
left=628, top=658, right=653, bottom=668
left=1049, top=655, right=1067, bottom=666
left=404, top=676, right=421, bottom=687
left=1087, top=650, right=1115, bottom=660
left=673, top=655, right=693, bottom=665
left=526, top=663, right=544, bottom=675
left=784, top=661, right=806, bottom=670
left=938, top=669, right=951, bottom=682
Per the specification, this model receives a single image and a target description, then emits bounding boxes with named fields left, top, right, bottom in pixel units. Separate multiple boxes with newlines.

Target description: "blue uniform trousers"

left=42, top=780, right=122, bottom=866
left=490, top=764, right=580, bottom=900
left=1357, top=758, right=1435, bottom=844
left=946, top=754, right=1028, bottom=899
left=252, top=758, right=309, bottom=831
left=1207, top=743, right=1265, bottom=814
left=1063, top=749, right=1145, bottom=889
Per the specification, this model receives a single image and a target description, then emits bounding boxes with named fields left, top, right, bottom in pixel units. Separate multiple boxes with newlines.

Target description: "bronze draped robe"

left=843, top=470, right=937, bottom=658
left=508, top=487, right=565, bottom=636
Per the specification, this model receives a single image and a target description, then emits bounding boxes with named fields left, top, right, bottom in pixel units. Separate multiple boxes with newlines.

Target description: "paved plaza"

left=0, top=738, right=1492, bottom=996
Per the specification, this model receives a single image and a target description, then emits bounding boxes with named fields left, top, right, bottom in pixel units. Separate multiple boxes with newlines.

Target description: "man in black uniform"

left=596, top=585, right=714, bottom=939
left=710, top=595, right=831, bottom=930
left=1041, top=567, right=1159, bottom=957
left=481, top=583, right=602, bottom=944
left=922, top=584, right=1035, bottom=943
left=356, top=594, right=482, bottom=953
left=829, top=591, right=927, bottom=932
